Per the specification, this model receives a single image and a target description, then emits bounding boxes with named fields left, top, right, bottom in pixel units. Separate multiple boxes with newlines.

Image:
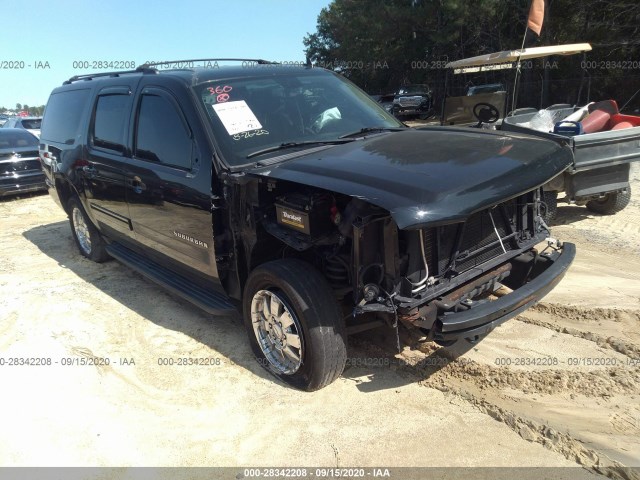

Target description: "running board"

left=106, top=242, right=236, bottom=315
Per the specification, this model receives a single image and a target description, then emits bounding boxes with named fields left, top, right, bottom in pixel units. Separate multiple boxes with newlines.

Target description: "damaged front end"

left=234, top=178, right=575, bottom=348
left=350, top=189, right=574, bottom=346
left=233, top=128, right=576, bottom=348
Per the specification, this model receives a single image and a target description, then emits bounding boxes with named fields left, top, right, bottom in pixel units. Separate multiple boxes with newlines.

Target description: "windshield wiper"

left=339, top=127, right=407, bottom=139
left=246, top=140, right=353, bottom=160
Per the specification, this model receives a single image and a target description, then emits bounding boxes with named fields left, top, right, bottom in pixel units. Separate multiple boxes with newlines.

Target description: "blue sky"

left=0, top=0, right=331, bottom=109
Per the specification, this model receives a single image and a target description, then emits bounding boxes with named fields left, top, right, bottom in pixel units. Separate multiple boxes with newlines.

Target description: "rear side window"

left=134, top=93, right=192, bottom=169
left=21, top=119, right=41, bottom=129
left=92, top=94, right=129, bottom=153
left=41, top=89, right=90, bottom=144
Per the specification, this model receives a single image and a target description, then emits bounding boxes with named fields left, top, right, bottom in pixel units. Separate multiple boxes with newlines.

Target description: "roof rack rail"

left=138, top=58, right=277, bottom=68
left=63, top=67, right=157, bottom=85
left=62, top=58, right=279, bottom=85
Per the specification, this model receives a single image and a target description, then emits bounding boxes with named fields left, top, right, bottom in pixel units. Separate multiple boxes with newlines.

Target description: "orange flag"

left=527, top=0, right=545, bottom=36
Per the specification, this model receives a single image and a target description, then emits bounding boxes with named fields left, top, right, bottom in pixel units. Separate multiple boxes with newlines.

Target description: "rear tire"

left=243, top=259, right=347, bottom=391
left=67, top=197, right=110, bottom=263
left=586, top=188, right=631, bottom=215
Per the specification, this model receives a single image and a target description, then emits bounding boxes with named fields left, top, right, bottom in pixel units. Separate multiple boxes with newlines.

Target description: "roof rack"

left=62, top=58, right=280, bottom=85
left=63, top=67, right=157, bottom=85
left=139, top=58, right=277, bottom=68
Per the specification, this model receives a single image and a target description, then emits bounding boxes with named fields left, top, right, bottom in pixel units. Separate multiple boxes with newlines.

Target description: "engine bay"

left=238, top=177, right=552, bottom=342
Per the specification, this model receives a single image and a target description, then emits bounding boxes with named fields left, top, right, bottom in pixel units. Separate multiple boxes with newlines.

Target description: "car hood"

left=248, top=128, right=573, bottom=229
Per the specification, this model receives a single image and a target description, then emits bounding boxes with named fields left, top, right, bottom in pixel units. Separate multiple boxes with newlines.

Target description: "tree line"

left=1, top=104, right=46, bottom=116
left=303, top=0, right=640, bottom=111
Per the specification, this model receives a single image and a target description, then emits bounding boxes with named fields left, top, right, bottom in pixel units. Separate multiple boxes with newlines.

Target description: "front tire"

left=67, top=197, right=110, bottom=262
left=243, top=259, right=347, bottom=391
left=586, top=188, right=631, bottom=215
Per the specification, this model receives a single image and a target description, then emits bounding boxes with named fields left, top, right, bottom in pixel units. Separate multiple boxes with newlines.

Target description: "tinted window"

left=21, top=119, right=42, bottom=129
left=135, top=94, right=191, bottom=169
left=0, top=129, right=39, bottom=150
left=93, top=94, right=129, bottom=152
left=41, top=89, right=90, bottom=143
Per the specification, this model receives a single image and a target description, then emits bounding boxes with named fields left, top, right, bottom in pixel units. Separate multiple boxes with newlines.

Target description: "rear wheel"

left=243, top=259, right=347, bottom=391
left=586, top=188, right=631, bottom=215
left=68, top=197, right=110, bottom=262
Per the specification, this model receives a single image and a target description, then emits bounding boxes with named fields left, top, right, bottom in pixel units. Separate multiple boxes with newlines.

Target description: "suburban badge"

left=173, top=231, right=208, bottom=249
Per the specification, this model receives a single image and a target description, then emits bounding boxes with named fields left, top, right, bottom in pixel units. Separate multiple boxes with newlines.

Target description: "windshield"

left=0, top=129, right=39, bottom=149
left=398, top=85, right=429, bottom=95
left=195, top=69, right=404, bottom=166
left=467, top=84, right=505, bottom=96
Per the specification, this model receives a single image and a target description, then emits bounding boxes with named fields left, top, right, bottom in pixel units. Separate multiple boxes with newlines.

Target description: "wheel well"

left=247, top=228, right=316, bottom=281
left=55, top=178, right=75, bottom=215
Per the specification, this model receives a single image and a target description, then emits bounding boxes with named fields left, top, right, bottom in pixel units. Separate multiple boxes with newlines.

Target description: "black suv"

left=392, top=84, right=434, bottom=119
left=40, top=61, right=575, bottom=390
left=0, top=128, right=46, bottom=196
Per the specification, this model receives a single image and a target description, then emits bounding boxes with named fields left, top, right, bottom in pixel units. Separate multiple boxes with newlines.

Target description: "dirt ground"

left=1, top=164, right=639, bottom=479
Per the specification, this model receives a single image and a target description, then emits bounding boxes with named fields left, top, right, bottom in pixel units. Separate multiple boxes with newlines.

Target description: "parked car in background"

left=392, top=84, right=433, bottom=119
left=2, top=116, right=42, bottom=138
left=376, top=93, right=396, bottom=114
left=0, top=129, right=46, bottom=197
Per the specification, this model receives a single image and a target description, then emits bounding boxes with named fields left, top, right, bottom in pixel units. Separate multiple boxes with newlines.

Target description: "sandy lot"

left=0, top=164, right=639, bottom=479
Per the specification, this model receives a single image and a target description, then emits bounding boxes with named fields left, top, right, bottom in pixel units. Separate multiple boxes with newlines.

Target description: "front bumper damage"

left=431, top=241, right=575, bottom=343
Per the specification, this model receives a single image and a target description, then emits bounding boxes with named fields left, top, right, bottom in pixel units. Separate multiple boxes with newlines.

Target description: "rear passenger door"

left=84, top=84, right=137, bottom=240
left=125, top=83, right=217, bottom=281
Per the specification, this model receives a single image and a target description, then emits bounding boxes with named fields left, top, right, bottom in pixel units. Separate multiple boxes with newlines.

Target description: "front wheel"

left=586, top=188, right=631, bottom=215
left=243, top=259, right=347, bottom=391
left=67, top=197, right=110, bottom=262
left=418, top=108, right=436, bottom=120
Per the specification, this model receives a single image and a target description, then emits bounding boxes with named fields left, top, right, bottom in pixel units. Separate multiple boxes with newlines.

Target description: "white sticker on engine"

left=212, top=100, right=263, bottom=135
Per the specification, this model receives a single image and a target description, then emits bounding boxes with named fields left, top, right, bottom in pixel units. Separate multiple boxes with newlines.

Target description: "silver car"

left=2, top=116, right=42, bottom=138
